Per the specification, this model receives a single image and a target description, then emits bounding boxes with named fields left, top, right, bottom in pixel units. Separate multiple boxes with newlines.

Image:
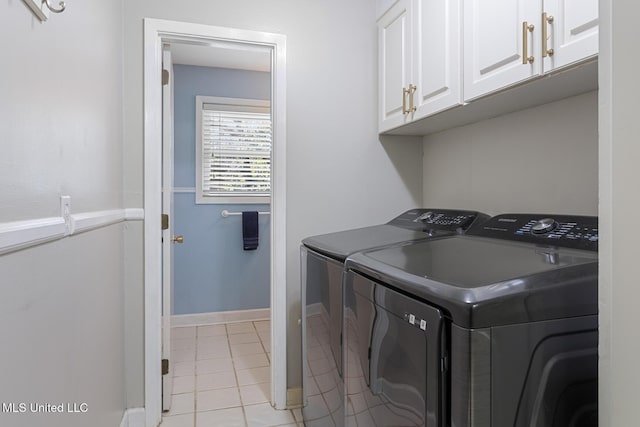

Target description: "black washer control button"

left=531, top=218, right=558, bottom=234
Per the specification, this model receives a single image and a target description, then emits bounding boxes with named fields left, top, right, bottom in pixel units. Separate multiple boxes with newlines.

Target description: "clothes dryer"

left=344, top=213, right=598, bottom=427
left=301, top=209, right=489, bottom=426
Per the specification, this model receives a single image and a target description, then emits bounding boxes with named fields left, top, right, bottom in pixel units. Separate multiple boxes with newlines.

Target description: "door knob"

left=171, top=235, right=184, bottom=244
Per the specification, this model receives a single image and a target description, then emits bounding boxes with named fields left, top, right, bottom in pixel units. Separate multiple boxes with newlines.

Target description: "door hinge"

left=161, top=214, right=169, bottom=230
left=162, top=69, right=169, bottom=86
left=162, top=358, right=169, bottom=375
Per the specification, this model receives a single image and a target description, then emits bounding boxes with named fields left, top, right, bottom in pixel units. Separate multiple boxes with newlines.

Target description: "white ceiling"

left=169, top=42, right=271, bottom=72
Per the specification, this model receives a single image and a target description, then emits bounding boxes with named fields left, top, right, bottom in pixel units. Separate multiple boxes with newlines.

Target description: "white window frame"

left=195, top=95, right=271, bottom=204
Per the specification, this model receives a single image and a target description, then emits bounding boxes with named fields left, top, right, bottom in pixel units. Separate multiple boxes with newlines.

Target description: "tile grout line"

left=229, top=323, right=250, bottom=427
left=255, top=320, right=271, bottom=363
left=242, top=320, right=267, bottom=426
left=168, top=322, right=288, bottom=427
left=253, top=320, right=298, bottom=427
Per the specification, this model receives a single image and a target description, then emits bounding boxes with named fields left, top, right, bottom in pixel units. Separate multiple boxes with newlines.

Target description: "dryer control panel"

left=388, top=209, right=489, bottom=233
left=469, top=213, right=598, bottom=251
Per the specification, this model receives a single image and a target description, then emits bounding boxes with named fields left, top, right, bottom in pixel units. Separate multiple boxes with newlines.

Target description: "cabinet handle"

left=522, top=22, right=535, bottom=64
left=402, top=87, right=409, bottom=115
left=408, top=84, right=417, bottom=113
left=542, top=13, right=554, bottom=57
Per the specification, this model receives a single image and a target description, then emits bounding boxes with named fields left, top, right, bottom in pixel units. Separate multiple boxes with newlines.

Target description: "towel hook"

left=43, top=0, right=66, bottom=14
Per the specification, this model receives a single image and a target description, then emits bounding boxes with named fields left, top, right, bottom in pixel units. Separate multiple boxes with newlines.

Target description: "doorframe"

left=143, top=18, right=287, bottom=427
left=160, top=45, right=175, bottom=412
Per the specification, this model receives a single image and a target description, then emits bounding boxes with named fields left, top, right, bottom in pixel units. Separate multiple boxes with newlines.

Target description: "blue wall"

left=173, top=64, right=271, bottom=315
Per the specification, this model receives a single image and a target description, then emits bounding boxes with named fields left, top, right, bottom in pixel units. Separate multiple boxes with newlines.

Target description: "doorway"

left=144, top=19, right=287, bottom=427
left=162, top=39, right=272, bottom=418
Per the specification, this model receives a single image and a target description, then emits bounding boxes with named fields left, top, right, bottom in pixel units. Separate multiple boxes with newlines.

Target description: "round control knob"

left=531, top=218, right=557, bottom=234
left=415, top=211, right=434, bottom=222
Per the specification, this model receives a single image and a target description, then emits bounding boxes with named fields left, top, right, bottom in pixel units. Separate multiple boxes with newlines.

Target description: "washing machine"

left=300, top=209, right=489, bottom=426
left=343, top=213, right=598, bottom=427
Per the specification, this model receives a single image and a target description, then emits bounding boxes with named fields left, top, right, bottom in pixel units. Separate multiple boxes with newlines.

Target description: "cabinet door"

left=378, top=0, right=412, bottom=133
left=463, top=0, right=541, bottom=101
left=542, top=0, right=598, bottom=72
left=412, top=0, right=462, bottom=118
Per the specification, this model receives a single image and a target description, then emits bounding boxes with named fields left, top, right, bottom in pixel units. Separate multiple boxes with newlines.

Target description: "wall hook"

left=43, top=0, right=65, bottom=13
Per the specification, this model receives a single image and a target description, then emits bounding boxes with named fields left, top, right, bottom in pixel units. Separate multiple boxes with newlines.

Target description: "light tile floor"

left=162, top=321, right=303, bottom=427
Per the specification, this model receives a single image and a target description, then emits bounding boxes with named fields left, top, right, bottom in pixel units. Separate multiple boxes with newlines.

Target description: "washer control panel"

left=388, top=209, right=489, bottom=233
left=469, top=213, right=598, bottom=251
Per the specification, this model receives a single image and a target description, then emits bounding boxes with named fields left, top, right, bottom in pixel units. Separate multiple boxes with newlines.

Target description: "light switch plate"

left=22, top=0, right=49, bottom=21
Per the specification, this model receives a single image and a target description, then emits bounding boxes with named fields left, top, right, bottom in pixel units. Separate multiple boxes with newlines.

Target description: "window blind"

left=201, top=104, right=272, bottom=196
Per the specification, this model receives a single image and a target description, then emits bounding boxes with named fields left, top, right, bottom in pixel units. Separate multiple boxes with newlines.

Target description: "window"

left=196, top=96, right=271, bottom=204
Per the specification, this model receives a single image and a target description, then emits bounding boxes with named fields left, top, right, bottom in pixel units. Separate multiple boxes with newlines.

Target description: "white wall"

left=0, top=1, right=123, bottom=221
left=0, top=227, right=126, bottom=427
left=123, top=222, right=144, bottom=408
left=123, top=0, right=423, bottom=396
left=422, top=91, right=598, bottom=216
left=599, top=0, right=640, bottom=425
left=0, top=1, right=127, bottom=426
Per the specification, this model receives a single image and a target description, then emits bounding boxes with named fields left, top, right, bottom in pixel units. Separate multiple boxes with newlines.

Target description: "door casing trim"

left=143, top=18, right=287, bottom=427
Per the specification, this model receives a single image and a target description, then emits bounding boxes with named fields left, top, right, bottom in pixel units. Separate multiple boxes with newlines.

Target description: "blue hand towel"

left=242, top=211, right=259, bottom=250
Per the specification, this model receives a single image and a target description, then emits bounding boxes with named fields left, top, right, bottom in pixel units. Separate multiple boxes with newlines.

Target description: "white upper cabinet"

left=464, top=0, right=541, bottom=101
left=379, top=0, right=462, bottom=133
left=378, top=0, right=599, bottom=135
left=378, top=0, right=412, bottom=132
left=542, top=0, right=599, bottom=72
left=464, top=0, right=599, bottom=102
left=412, top=0, right=461, bottom=120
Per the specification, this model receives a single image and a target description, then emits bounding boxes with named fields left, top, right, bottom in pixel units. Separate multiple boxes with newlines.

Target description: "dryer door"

left=345, top=271, right=446, bottom=427
left=301, top=247, right=344, bottom=425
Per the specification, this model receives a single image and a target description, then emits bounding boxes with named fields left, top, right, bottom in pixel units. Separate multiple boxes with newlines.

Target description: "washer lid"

left=302, top=208, right=488, bottom=261
left=302, top=224, right=439, bottom=262
left=346, top=236, right=598, bottom=328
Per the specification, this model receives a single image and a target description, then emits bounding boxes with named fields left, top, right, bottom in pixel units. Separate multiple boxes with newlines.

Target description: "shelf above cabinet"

left=381, top=58, right=597, bottom=137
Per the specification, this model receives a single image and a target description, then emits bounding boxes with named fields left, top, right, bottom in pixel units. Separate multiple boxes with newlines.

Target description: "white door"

left=411, top=0, right=462, bottom=119
left=161, top=46, right=176, bottom=412
left=464, top=0, right=541, bottom=101
left=378, top=0, right=412, bottom=132
left=542, top=0, right=599, bottom=72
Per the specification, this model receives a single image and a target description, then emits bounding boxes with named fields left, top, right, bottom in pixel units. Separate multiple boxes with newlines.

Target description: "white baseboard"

left=171, top=308, right=270, bottom=327
left=119, top=407, right=145, bottom=427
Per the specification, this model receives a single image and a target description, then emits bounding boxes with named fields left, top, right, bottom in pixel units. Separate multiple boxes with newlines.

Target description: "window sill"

left=195, top=195, right=271, bottom=205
